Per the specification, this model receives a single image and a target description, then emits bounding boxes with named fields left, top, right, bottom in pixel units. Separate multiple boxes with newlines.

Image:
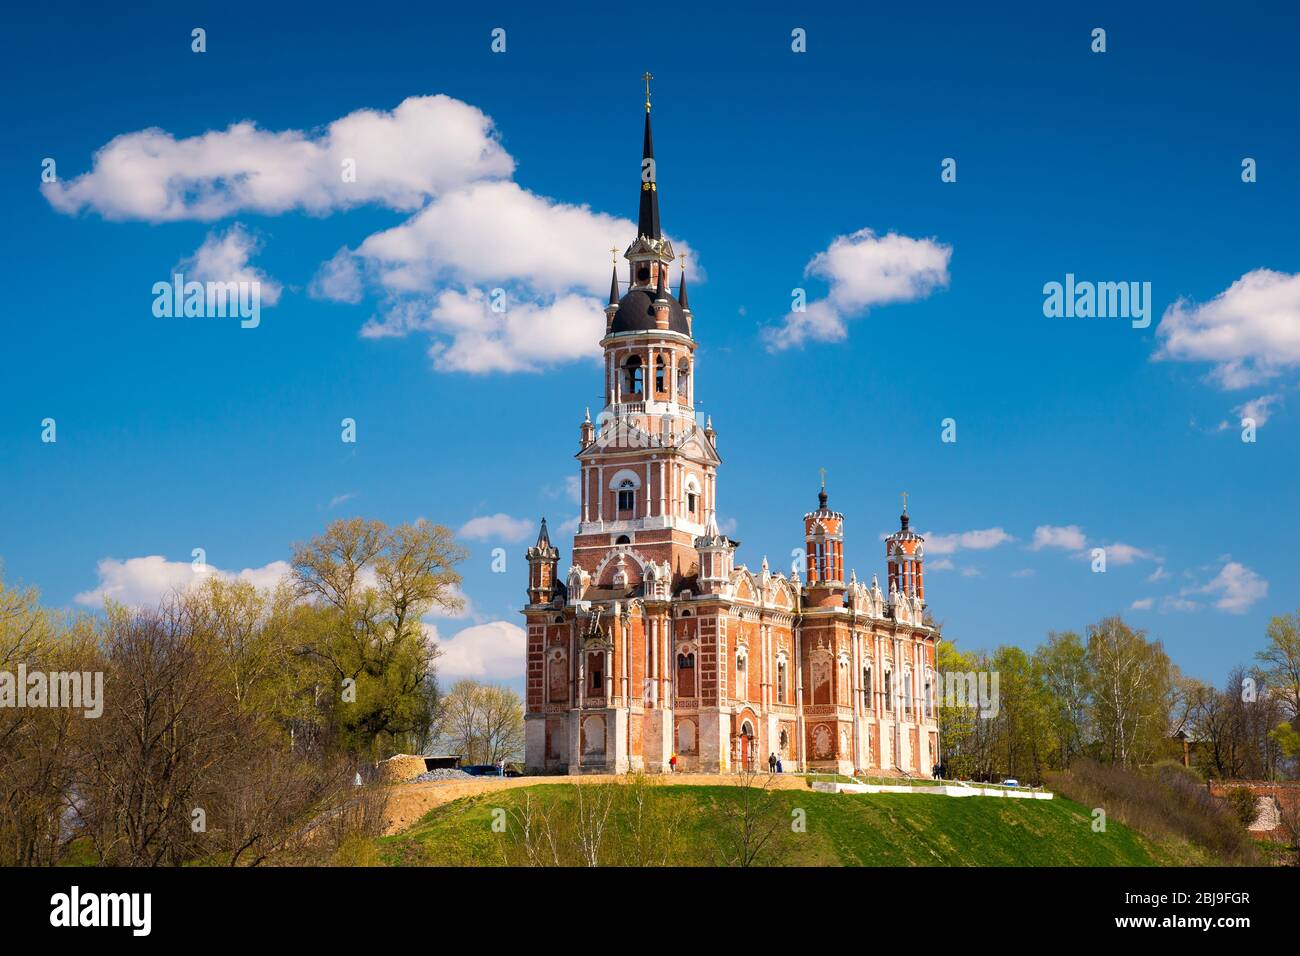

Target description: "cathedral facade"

left=522, top=96, right=941, bottom=776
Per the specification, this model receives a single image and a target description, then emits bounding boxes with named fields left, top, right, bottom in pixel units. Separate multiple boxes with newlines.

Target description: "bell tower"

left=572, top=79, right=720, bottom=585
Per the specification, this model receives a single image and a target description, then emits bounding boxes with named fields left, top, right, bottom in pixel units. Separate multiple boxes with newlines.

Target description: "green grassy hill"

left=378, top=783, right=1194, bottom=866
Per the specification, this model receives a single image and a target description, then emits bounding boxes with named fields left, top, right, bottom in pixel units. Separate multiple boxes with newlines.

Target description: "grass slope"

left=379, top=783, right=1173, bottom=866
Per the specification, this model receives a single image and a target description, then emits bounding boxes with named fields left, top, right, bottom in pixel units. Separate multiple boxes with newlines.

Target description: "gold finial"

left=901, top=491, right=908, bottom=513
left=819, top=467, right=827, bottom=490
left=610, top=246, right=619, bottom=266
left=643, top=71, right=654, bottom=112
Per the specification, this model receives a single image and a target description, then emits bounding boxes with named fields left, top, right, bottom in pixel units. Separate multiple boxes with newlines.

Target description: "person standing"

left=669, top=751, right=677, bottom=773
left=768, top=752, right=777, bottom=773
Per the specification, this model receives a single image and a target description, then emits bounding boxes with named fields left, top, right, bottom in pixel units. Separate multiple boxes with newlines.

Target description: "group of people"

left=766, top=752, right=784, bottom=773
left=931, top=762, right=948, bottom=780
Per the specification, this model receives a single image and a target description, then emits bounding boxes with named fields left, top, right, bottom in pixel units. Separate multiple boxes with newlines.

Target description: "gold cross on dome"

left=819, top=467, right=827, bottom=490
left=643, top=71, right=654, bottom=112
left=901, top=491, right=908, bottom=513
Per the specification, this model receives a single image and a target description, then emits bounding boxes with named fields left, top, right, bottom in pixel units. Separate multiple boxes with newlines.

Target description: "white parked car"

left=1001, top=778, right=1020, bottom=787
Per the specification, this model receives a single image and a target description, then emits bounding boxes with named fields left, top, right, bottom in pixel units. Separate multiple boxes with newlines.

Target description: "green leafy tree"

left=290, top=518, right=467, bottom=757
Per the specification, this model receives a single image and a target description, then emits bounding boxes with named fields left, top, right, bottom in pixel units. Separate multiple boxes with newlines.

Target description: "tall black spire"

left=637, top=109, right=661, bottom=240
left=678, top=268, right=690, bottom=310
left=608, top=266, right=619, bottom=306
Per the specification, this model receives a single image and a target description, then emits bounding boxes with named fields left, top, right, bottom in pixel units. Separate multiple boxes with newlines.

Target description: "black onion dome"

left=609, top=288, right=689, bottom=335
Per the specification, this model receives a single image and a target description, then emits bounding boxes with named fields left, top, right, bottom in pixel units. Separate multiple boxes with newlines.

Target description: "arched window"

left=625, top=356, right=643, bottom=395
left=884, top=670, right=893, bottom=711
left=615, top=534, right=631, bottom=545
left=863, top=666, right=872, bottom=708
left=676, top=651, right=696, bottom=698
left=655, top=355, right=666, bottom=394
left=776, top=658, right=788, bottom=704
left=617, top=479, right=635, bottom=513
left=676, top=357, right=690, bottom=403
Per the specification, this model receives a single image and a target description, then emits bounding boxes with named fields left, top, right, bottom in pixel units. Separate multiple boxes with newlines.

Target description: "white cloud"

left=326, top=492, right=356, bottom=509
left=432, top=620, right=525, bottom=682
left=764, top=228, right=950, bottom=350
left=44, top=93, right=704, bottom=377
left=1189, top=560, right=1268, bottom=614
left=1235, top=393, right=1282, bottom=427
left=74, top=555, right=291, bottom=608
left=309, top=247, right=364, bottom=303
left=1010, top=568, right=1035, bottom=578
left=1030, top=525, right=1088, bottom=551
left=1130, top=597, right=1154, bottom=610
left=370, top=288, right=604, bottom=374
left=1155, top=269, right=1300, bottom=388
left=1148, top=565, right=1169, bottom=582
left=43, top=95, right=514, bottom=221
left=564, top=475, right=581, bottom=505
left=927, top=559, right=955, bottom=572
left=458, top=513, right=535, bottom=543
left=922, top=527, right=1013, bottom=555
left=177, top=224, right=282, bottom=306
left=1096, top=542, right=1155, bottom=566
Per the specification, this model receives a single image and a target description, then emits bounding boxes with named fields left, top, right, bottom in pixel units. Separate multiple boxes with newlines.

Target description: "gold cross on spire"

left=610, top=246, right=619, bottom=265
left=643, top=71, right=654, bottom=112
left=819, top=467, right=827, bottom=490
left=901, top=491, right=908, bottom=513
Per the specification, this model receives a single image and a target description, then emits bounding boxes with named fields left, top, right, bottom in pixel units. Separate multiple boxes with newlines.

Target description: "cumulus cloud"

left=764, top=228, right=950, bottom=350
left=1130, top=597, right=1154, bottom=610
left=458, top=513, right=536, bottom=543
left=43, top=95, right=514, bottom=221
left=176, top=224, right=282, bottom=305
left=1232, top=393, right=1282, bottom=428
left=1188, top=560, right=1268, bottom=614
left=75, top=555, right=291, bottom=608
left=922, top=527, right=1013, bottom=555
left=43, top=93, right=700, bottom=376
left=1155, top=269, right=1300, bottom=388
left=1030, top=525, right=1088, bottom=551
left=432, top=620, right=525, bottom=682
left=1095, top=542, right=1156, bottom=566
left=363, top=288, right=604, bottom=373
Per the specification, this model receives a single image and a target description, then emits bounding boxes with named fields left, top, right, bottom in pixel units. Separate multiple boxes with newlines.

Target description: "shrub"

left=1222, top=787, right=1261, bottom=828
left=1046, top=759, right=1255, bottom=864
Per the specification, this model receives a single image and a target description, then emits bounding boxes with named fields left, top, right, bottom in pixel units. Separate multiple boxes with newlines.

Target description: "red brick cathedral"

left=523, top=94, right=941, bottom=776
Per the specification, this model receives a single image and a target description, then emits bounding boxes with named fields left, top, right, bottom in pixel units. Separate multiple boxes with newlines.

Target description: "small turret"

left=695, top=510, right=736, bottom=592
left=885, top=493, right=925, bottom=602
left=526, top=518, right=561, bottom=605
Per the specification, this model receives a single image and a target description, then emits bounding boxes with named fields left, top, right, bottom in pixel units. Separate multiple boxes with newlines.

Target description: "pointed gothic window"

left=687, top=492, right=697, bottom=515
left=676, top=357, right=689, bottom=403
left=776, top=659, right=788, bottom=704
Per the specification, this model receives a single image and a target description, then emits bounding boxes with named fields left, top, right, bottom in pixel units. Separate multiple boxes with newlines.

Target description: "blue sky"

left=2, top=1, right=1298, bottom=692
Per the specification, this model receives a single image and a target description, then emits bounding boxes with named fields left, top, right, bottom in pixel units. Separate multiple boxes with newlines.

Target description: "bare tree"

left=712, top=769, right=791, bottom=867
